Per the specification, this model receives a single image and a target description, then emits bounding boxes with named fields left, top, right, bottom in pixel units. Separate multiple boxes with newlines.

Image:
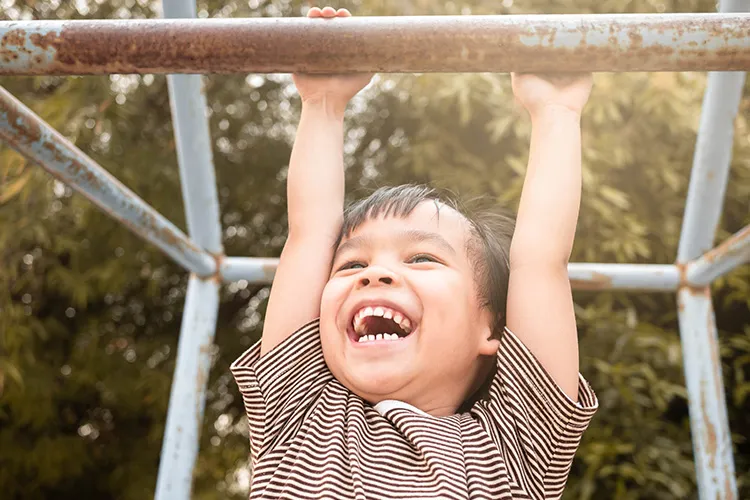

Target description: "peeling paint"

left=701, top=382, right=718, bottom=465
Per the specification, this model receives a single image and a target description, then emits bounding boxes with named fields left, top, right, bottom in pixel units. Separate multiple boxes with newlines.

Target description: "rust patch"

left=726, top=471, right=736, bottom=500
left=263, top=261, right=278, bottom=282
left=0, top=89, right=43, bottom=147
left=570, top=271, right=612, bottom=291
left=1, top=28, right=26, bottom=48
left=1, top=29, right=31, bottom=65
left=677, top=261, right=710, bottom=295
left=701, top=382, right=718, bottom=465
left=687, top=286, right=711, bottom=297
left=209, top=253, right=225, bottom=283
left=706, top=307, right=723, bottom=399
left=627, top=30, right=644, bottom=49
left=28, top=32, right=59, bottom=51
left=703, top=225, right=750, bottom=264
left=135, top=207, right=208, bottom=266
left=64, top=156, right=104, bottom=192
left=195, top=346, right=211, bottom=423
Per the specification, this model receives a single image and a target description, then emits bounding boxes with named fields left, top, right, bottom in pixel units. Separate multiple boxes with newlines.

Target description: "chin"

left=345, top=368, right=410, bottom=402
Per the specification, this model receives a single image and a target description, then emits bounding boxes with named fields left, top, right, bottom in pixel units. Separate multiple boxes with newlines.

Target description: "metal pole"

left=687, top=225, right=750, bottom=286
left=155, top=0, right=223, bottom=498
left=2, top=14, right=750, bottom=75
left=0, top=86, right=216, bottom=277
left=162, top=0, right=222, bottom=253
left=154, top=275, right=220, bottom=498
left=675, top=2, right=747, bottom=497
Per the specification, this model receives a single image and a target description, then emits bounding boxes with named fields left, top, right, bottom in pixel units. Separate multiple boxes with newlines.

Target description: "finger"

left=307, top=7, right=322, bottom=17
left=321, top=6, right=337, bottom=17
left=336, top=8, right=352, bottom=17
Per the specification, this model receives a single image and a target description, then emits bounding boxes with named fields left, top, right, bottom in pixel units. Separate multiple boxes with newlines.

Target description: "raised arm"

left=261, top=7, right=372, bottom=356
left=505, top=73, right=593, bottom=399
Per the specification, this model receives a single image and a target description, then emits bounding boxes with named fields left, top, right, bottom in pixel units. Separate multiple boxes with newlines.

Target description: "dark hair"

left=337, top=184, right=515, bottom=337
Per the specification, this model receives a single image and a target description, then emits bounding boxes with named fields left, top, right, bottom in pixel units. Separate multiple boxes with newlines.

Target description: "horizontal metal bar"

left=686, top=225, right=750, bottom=286
left=221, top=257, right=279, bottom=284
left=221, top=257, right=679, bottom=290
left=0, top=86, right=216, bottom=277
left=2, top=14, right=750, bottom=75
left=567, top=263, right=679, bottom=291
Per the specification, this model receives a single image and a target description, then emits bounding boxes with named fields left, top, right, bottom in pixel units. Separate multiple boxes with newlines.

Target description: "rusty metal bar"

left=687, top=225, right=750, bottom=286
left=673, top=1, right=746, bottom=497
left=0, top=85, right=216, bottom=277
left=219, top=257, right=680, bottom=290
left=155, top=0, right=223, bottom=497
left=221, top=257, right=279, bottom=284
left=2, top=14, right=750, bottom=75
left=567, top=263, right=679, bottom=291
left=154, top=275, right=220, bottom=497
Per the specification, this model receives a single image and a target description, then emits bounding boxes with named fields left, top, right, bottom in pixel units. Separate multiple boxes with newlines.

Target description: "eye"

left=338, top=261, right=367, bottom=272
left=408, top=254, right=437, bottom=264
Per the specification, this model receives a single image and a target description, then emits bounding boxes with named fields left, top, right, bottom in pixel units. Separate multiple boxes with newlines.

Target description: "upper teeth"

left=353, top=306, right=413, bottom=335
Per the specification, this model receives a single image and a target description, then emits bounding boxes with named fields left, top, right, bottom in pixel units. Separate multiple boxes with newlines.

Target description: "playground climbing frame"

left=1, top=1, right=749, bottom=498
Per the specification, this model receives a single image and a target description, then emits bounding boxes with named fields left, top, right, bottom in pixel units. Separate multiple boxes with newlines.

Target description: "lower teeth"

left=358, top=333, right=402, bottom=343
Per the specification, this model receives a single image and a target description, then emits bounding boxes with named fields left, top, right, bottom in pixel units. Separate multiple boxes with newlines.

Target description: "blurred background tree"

left=1, top=0, right=749, bottom=498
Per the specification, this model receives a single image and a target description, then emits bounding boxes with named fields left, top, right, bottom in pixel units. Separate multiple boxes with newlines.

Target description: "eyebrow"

left=334, top=229, right=457, bottom=259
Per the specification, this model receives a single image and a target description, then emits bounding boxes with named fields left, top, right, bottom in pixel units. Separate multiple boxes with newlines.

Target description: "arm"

left=506, top=74, right=593, bottom=399
left=261, top=7, right=372, bottom=356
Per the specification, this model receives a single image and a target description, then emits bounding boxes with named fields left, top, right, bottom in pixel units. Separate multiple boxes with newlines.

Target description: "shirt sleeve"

left=471, top=326, right=598, bottom=500
left=230, top=319, right=333, bottom=464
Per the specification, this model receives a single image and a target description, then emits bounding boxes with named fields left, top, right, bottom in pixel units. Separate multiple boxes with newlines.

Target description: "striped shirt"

left=231, top=319, right=597, bottom=499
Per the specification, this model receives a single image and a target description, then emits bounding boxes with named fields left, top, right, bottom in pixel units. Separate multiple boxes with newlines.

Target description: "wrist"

left=301, top=94, right=348, bottom=120
left=529, top=104, right=582, bottom=125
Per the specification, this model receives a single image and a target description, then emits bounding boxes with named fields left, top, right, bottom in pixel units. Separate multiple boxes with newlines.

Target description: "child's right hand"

left=292, top=6, right=373, bottom=115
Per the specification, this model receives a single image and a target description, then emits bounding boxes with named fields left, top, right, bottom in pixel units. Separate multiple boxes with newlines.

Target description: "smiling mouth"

left=349, top=306, right=414, bottom=344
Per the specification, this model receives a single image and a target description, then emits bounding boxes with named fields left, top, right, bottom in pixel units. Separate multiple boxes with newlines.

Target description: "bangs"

left=336, top=185, right=452, bottom=248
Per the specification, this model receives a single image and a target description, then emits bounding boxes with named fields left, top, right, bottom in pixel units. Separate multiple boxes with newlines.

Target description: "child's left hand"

left=511, top=73, right=593, bottom=118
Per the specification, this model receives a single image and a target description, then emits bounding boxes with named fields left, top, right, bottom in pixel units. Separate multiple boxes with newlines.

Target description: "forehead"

left=340, top=200, right=472, bottom=250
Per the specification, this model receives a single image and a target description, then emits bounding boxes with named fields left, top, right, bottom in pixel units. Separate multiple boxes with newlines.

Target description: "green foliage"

left=1, top=0, right=749, bottom=498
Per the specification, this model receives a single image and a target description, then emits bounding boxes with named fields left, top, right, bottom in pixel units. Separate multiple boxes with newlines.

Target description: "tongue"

left=363, top=316, right=407, bottom=337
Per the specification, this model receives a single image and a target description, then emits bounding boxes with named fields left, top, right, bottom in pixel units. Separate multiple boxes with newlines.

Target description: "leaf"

left=0, top=170, right=32, bottom=204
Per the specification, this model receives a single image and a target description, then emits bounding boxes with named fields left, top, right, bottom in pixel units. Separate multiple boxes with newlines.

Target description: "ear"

left=479, top=335, right=500, bottom=356
left=477, top=310, right=501, bottom=356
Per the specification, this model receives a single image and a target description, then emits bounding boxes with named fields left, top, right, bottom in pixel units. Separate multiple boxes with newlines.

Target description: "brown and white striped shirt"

left=231, top=319, right=597, bottom=499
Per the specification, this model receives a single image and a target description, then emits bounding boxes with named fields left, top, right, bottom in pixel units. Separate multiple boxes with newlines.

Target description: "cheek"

left=320, top=277, right=349, bottom=327
left=420, top=271, right=472, bottom=320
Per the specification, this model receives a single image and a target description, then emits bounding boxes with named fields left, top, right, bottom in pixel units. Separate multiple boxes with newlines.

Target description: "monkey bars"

left=2, top=14, right=750, bottom=75
left=1, top=4, right=749, bottom=500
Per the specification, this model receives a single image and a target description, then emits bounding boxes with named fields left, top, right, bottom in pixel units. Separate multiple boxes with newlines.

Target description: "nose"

left=356, top=265, right=397, bottom=289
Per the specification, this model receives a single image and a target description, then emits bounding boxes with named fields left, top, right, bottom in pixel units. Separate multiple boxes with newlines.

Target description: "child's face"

left=320, top=201, right=499, bottom=415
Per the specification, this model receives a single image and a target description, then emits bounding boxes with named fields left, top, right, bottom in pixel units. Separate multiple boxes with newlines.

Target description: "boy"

left=232, top=6, right=598, bottom=499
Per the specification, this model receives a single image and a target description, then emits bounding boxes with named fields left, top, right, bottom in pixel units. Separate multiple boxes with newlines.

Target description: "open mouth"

left=349, top=305, right=414, bottom=344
